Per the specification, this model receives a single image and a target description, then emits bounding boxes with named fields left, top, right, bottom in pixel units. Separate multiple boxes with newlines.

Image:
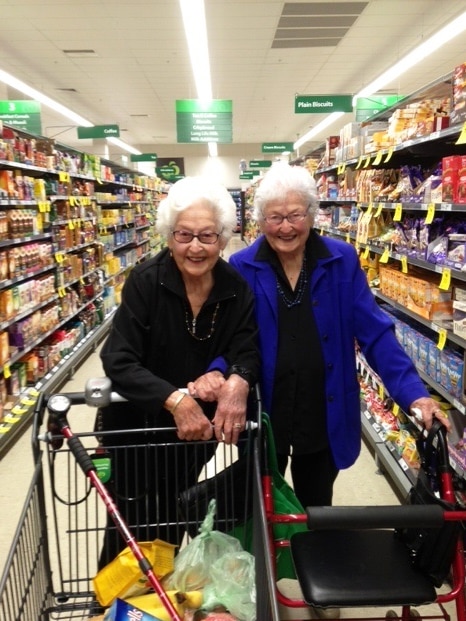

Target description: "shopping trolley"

left=0, top=378, right=280, bottom=621
left=263, top=418, right=466, bottom=620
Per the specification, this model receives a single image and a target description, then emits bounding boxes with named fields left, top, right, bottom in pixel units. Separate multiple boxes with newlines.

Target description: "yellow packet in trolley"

left=93, top=539, right=177, bottom=607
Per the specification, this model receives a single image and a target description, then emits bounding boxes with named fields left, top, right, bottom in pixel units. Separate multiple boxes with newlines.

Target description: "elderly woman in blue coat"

left=230, top=162, right=449, bottom=512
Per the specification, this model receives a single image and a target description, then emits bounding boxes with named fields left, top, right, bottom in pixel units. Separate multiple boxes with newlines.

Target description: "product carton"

left=453, top=300, right=466, bottom=339
left=406, top=275, right=453, bottom=327
left=445, top=234, right=466, bottom=270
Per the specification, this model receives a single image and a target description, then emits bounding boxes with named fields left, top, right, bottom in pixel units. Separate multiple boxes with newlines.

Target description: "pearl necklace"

left=276, top=255, right=308, bottom=308
left=185, top=302, right=220, bottom=340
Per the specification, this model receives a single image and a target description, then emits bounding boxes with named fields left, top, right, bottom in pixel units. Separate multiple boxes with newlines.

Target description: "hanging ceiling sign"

left=355, top=95, right=405, bottom=121
left=130, top=153, right=157, bottom=162
left=176, top=100, right=232, bottom=144
left=249, top=160, right=272, bottom=168
left=295, top=95, right=353, bottom=113
left=0, top=100, right=42, bottom=134
left=77, top=124, right=120, bottom=139
left=261, top=142, right=294, bottom=153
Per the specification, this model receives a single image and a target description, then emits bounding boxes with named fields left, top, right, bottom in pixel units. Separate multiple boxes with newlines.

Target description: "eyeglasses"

left=172, top=230, right=221, bottom=245
left=262, top=211, right=309, bottom=226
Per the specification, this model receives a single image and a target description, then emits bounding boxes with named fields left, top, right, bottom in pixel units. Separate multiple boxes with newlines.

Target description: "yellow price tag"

left=11, top=405, right=26, bottom=415
left=378, top=384, right=385, bottom=400
left=366, top=203, right=373, bottom=216
left=384, top=146, right=394, bottom=163
left=400, top=256, right=408, bottom=274
left=3, top=363, right=11, bottom=379
left=96, top=177, right=103, bottom=184
left=355, top=156, right=364, bottom=170
left=379, top=247, right=390, bottom=263
left=392, top=403, right=400, bottom=416
left=455, top=121, right=466, bottom=145
left=5, top=415, right=21, bottom=423
left=374, top=204, right=383, bottom=218
left=363, top=155, right=372, bottom=168
left=436, top=328, right=447, bottom=350
left=338, top=162, right=346, bottom=174
left=439, top=267, right=451, bottom=291
left=28, top=388, right=40, bottom=397
left=372, top=150, right=383, bottom=165
left=55, top=252, right=65, bottom=263
left=20, top=397, right=36, bottom=407
left=69, top=196, right=75, bottom=206
left=68, top=220, right=75, bottom=230
left=59, top=172, right=70, bottom=183
left=363, top=246, right=370, bottom=259
left=425, top=203, right=435, bottom=225
left=393, top=203, right=403, bottom=222
left=38, top=201, right=47, bottom=213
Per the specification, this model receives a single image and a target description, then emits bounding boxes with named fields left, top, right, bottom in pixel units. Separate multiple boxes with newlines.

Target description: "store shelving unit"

left=0, top=127, right=162, bottom=456
left=313, top=73, right=466, bottom=493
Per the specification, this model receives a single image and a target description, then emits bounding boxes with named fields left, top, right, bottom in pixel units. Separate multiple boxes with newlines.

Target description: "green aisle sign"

left=355, top=95, right=404, bottom=121
left=295, top=95, right=353, bottom=113
left=262, top=142, right=294, bottom=153
left=77, top=124, right=120, bottom=139
left=250, top=160, right=272, bottom=168
left=176, top=100, right=232, bottom=144
left=0, top=100, right=42, bottom=134
left=130, top=153, right=157, bottom=162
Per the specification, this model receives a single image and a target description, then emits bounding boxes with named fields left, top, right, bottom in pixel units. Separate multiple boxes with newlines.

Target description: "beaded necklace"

left=185, top=301, right=220, bottom=340
left=276, top=255, right=308, bottom=308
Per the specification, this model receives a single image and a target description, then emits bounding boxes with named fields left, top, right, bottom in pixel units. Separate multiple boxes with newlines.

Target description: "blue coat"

left=230, top=233, right=429, bottom=469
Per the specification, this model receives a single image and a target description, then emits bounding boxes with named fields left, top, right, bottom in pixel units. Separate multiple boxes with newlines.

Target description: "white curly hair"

left=156, top=176, right=237, bottom=243
left=252, top=162, right=319, bottom=222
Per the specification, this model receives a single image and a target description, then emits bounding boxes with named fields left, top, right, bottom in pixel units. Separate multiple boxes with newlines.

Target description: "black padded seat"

left=291, top=529, right=437, bottom=609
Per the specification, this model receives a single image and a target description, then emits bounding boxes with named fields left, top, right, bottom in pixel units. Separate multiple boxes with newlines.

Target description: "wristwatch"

left=227, top=364, right=254, bottom=387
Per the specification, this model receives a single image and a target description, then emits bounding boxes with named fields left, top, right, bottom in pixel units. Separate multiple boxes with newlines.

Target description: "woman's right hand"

left=165, top=391, right=213, bottom=441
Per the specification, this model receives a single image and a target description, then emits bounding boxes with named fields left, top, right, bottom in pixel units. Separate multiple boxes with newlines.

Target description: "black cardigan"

left=100, top=247, right=260, bottom=421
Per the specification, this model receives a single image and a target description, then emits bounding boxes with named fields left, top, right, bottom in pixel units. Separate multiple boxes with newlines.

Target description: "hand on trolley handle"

left=40, top=376, right=257, bottom=451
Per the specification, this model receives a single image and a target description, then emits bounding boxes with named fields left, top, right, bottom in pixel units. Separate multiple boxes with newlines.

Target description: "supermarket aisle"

left=0, top=235, right=457, bottom=620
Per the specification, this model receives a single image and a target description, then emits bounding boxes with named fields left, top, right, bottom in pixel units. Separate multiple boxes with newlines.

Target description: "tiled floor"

left=0, top=235, right=461, bottom=620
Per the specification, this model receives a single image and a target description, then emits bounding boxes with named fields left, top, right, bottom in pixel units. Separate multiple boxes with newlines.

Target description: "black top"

left=100, top=247, right=260, bottom=424
left=256, top=237, right=328, bottom=455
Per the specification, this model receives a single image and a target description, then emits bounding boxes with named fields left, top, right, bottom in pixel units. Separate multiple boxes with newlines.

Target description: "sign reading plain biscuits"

left=295, top=95, right=353, bottom=114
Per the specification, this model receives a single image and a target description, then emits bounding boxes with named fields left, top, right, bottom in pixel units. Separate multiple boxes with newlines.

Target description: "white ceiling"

left=1, top=0, right=466, bottom=163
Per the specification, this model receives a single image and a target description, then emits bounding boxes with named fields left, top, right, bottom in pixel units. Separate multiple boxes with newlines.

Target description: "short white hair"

left=253, top=162, right=319, bottom=221
left=156, top=176, right=237, bottom=242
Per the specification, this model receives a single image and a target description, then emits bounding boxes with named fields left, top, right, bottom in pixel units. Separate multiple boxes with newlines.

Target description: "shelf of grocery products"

left=0, top=310, right=114, bottom=458
left=0, top=123, right=164, bottom=455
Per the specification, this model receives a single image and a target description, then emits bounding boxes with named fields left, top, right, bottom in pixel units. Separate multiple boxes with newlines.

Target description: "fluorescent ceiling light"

left=294, top=10, right=466, bottom=152
left=107, top=136, right=141, bottom=155
left=294, top=112, right=345, bottom=150
left=179, top=0, right=212, bottom=100
left=0, top=69, right=92, bottom=127
left=0, top=68, right=141, bottom=156
left=179, top=0, right=218, bottom=157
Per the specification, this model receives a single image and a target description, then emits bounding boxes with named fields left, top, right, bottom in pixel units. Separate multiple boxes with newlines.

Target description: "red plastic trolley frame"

left=262, top=420, right=466, bottom=621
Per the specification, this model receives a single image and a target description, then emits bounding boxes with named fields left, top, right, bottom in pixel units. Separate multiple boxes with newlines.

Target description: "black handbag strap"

left=421, top=419, right=450, bottom=474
